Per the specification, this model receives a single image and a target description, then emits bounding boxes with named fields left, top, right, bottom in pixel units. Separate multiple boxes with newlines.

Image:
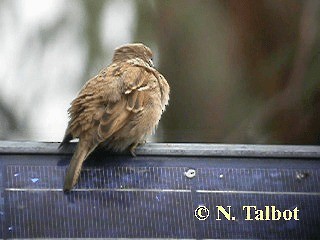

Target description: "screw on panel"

left=296, top=172, right=309, bottom=180
left=185, top=169, right=196, bottom=179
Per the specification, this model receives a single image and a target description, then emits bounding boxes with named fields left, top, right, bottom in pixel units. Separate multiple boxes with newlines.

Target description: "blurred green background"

left=0, top=0, right=319, bottom=144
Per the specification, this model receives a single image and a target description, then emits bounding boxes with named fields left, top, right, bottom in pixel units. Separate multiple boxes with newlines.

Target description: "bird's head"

left=112, top=43, right=154, bottom=67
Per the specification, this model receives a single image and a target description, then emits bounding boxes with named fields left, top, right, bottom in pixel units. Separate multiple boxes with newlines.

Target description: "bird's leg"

left=129, top=140, right=146, bottom=157
left=129, top=142, right=138, bottom=157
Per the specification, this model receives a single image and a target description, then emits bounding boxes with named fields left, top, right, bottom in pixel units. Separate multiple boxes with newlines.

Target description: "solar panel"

left=0, top=142, right=319, bottom=239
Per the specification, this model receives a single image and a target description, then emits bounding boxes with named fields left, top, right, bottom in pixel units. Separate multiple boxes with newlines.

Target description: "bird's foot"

left=129, top=144, right=137, bottom=157
left=129, top=141, right=146, bottom=157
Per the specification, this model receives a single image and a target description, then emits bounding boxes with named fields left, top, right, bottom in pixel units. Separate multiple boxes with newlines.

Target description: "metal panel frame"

left=0, top=141, right=319, bottom=158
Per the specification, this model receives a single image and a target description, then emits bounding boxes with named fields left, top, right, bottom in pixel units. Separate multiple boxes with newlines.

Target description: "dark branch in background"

left=82, top=0, right=107, bottom=83
left=226, top=0, right=320, bottom=143
left=0, top=96, right=19, bottom=139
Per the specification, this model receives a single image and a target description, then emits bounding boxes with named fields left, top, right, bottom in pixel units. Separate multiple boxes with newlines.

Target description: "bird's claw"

left=129, top=141, right=146, bottom=157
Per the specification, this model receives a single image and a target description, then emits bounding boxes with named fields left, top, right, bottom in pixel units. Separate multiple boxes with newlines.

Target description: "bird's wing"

left=95, top=64, right=152, bottom=143
left=62, top=62, right=152, bottom=147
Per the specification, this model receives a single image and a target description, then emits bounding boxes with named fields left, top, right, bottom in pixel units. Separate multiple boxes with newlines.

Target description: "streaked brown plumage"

left=60, top=43, right=170, bottom=191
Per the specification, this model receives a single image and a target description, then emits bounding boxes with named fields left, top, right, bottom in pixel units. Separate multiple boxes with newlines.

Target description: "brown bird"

left=60, top=43, right=170, bottom=191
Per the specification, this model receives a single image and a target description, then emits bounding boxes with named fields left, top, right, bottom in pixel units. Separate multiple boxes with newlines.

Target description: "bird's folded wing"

left=65, top=64, right=152, bottom=145
left=96, top=65, right=150, bottom=141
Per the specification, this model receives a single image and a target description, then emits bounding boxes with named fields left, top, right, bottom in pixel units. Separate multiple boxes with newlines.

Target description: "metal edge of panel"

left=0, top=141, right=319, bottom=158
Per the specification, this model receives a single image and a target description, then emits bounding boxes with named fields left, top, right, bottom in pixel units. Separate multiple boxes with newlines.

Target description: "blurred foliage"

left=135, top=0, right=320, bottom=144
left=0, top=0, right=319, bottom=144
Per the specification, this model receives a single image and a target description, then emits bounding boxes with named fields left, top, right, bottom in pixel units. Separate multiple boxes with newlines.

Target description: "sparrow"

left=60, top=43, right=170, bottom=191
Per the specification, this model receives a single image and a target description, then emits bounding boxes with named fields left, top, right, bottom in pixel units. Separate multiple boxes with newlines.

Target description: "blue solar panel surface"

left=0, top=142, right=319, bottom=239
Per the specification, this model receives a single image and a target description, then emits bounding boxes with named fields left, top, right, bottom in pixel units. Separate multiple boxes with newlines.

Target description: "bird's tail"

left=63, top=141, right=92, bottom=192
